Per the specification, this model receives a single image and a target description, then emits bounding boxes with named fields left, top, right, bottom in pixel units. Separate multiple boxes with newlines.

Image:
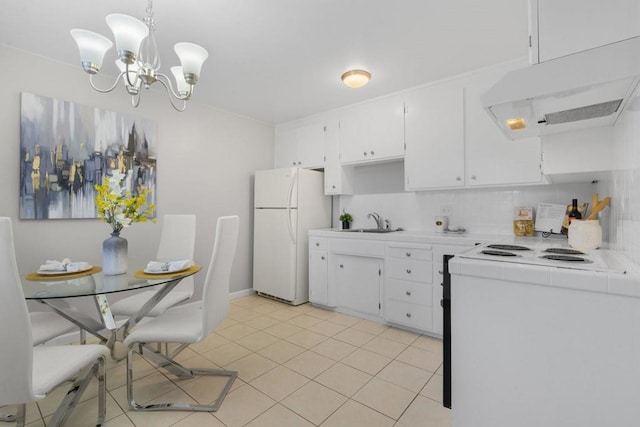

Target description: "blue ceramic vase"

left=102, top=232, right=128, bottom=275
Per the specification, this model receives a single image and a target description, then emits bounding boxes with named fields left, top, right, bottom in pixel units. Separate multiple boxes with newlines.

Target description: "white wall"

left=600, top=85, right=640, bottom=262
left=0, top=45, right=274, bottom=298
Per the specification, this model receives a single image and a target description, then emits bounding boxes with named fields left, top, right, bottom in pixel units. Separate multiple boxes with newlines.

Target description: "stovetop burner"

left=544, top=248, right=585, bottom=255
left=539, top=254, right=592, bottom=263
left=481, top=249, right=519, bottom=257
left=486, top=244, right=531, bottom=251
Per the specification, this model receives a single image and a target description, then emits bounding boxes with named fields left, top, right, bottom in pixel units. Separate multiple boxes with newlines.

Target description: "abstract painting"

left=20, top=92, right=157, bottom=220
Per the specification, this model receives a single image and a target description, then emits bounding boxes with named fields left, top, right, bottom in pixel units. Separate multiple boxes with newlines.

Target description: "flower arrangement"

left=94, top=170, right=155, bottom=234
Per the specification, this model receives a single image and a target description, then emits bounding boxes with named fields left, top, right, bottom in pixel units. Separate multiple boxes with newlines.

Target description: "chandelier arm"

left=131, top=91, right=142, bottom=108
left=155, top=73, right=192, bottom=101
left=124, top=63, right=138, bottom=88
left=89, top=72, right=126, bottom=93
left=154, top=77, right=187, bottom=111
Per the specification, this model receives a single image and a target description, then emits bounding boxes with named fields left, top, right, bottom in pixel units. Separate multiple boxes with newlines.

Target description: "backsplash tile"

left=337, top=183, right=595, bottom=235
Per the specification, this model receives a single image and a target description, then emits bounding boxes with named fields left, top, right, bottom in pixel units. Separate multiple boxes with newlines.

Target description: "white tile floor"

left=4, top=295, right=450, bottom=426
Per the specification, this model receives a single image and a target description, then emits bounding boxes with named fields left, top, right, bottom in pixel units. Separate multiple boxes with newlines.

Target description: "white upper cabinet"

left=530, top=0, right=640, bottom=63
left=338, top=93, right=405, bottom=165
left=404, top=83, right=465, bottom=190
left=275, top=116, right=326, bottom=169
left=464, top=66, right=542, bottom=186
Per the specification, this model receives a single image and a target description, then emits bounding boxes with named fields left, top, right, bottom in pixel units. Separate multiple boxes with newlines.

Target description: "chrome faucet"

left=367, top=212, right=383, bottom=230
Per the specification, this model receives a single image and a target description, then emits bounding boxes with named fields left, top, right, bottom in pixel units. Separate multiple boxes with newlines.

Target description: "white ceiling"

left=0, top=0, right=530, bottom=124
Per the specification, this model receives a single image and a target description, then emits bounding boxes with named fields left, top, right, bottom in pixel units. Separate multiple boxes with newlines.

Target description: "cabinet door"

left=405, top=84, right=465, bottom=190
left=275, top=125, right=300, bottom=168
left=333, top=254, right=382, bottom=316
left=339, top=94, right=405, bottom=164
left=309, top=250, right=329, bottom=306
left=533, top=0, right=640, bottom=63
left=464, top=68, right=542, bottom=186
left=275, top=118, right=326, bottom=169
left=323, top=118, right=354, bottom=195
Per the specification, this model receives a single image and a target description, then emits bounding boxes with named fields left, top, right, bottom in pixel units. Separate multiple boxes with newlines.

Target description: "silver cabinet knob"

left=363, top=151, right=368, bottom=156
left=332, top=185, right=336, bottom=189
left=456, top=176, right=462, bottom=181
left=438, top=270, right=443, bottom=275
left=406, top=313, right=412, bottom=318
left=406, top=252, right=411, bottom=257
left=406, top=269, right=412, bottom=274
left=339, top=264, right=344, bottom=268
left=370, top=150, right=375, bottom=155
left=321, top=256, right=325, bottom=260
left=471, top=175, right=477, bottom=180
left=406, top=290, right=412, bottom=296
left=316, top=242, right=320, bottom=247
left=292, top=161, right=296, bottom=165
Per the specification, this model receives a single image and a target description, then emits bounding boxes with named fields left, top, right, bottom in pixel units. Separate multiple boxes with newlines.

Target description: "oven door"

left=442, top=254, right=454, bottom=409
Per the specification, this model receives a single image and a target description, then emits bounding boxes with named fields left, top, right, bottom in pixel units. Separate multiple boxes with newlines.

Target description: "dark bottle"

left=561, top=198, right=582, bottom=235
left=568, top=198, right=582, bottom=224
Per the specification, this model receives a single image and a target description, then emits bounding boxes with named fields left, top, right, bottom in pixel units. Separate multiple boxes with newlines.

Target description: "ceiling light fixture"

left=341, top=69, right=371, bottom=88
left=70, top=0, right=208, bottom=112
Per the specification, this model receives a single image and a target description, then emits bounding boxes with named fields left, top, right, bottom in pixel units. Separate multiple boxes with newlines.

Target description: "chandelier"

left=70, top=0, right=208, bottom=111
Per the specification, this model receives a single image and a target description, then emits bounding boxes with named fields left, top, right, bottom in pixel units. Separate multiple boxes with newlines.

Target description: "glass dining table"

left=22, top=265, right=201, bottom=359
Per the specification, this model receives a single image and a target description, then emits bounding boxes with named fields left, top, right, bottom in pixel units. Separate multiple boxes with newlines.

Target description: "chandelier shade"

left=70, top=29, right=113, bottom=74
left=70, top=0, right=208, bottom=111
left=105, top=14, right=149, bottom=63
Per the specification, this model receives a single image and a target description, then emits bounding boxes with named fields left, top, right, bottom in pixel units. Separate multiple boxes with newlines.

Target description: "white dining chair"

left=123, top=215, right=239, bottom=412
left=0, top=217, right=109, bottom=427
left=109, top=214, right=197, bottom=317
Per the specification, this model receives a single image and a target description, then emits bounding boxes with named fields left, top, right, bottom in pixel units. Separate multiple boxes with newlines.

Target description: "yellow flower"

left=95, top=171, right=154, bottom=233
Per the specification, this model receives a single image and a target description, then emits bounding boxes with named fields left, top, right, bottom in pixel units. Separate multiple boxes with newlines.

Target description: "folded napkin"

left=145, top=259, right=192, bottom=273
left=39, top=258, right=90, bottom=272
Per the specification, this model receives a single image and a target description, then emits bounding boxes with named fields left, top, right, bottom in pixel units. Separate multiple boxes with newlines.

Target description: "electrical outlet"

left=441, top=206, right=452, bottom=216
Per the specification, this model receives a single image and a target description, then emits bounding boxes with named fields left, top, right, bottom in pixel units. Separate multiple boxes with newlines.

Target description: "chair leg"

left=47, top=355, right=106, bottom=427
left=127, top=344, right=237, bottom=413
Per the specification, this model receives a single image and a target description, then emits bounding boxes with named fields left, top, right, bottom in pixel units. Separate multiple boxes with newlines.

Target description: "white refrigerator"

left=253, top=167, right=331, bottom=305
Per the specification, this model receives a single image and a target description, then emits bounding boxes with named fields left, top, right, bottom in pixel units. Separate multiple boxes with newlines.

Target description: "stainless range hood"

left=482, top=36, right=640, bottom=140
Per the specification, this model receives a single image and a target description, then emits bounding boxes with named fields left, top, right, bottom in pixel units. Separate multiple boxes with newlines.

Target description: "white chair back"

left=0, top=217, right=35, bottom=405
left=156, top=214, right=196, bottom=297
left=201, top=216, right=239, bottom=336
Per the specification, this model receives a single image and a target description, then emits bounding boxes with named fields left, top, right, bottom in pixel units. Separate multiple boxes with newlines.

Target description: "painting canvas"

left=20, top=92, right=157, bottom=220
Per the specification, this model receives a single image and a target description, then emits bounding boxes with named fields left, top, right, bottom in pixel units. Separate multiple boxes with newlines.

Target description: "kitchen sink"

left=340, top=228, right=399, bottom=233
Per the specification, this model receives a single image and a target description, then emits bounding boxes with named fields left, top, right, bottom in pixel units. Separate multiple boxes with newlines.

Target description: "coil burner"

left=543, top=248, right=585, bottom=255
left=481, top=250, right=519, bottom=257
left=486, top=244, right=531, bottom=251
left=539, top=254, right=592, bottom=263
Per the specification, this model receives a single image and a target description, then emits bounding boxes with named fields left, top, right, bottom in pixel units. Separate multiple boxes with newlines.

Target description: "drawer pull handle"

left=316, top=242, right=320, bottom=247
left=406, top=269, right=412, bottom=274
left=438, top=270, right=443, bottom=275
left=406, top=290, right=412, bottom=296
left=339, top=264, right=344, bottom=268
left=321, top=256, right=325, bottom=260
left=406, top=252, right=411, bottom=257
left=406, top=313, right=412, bottom=318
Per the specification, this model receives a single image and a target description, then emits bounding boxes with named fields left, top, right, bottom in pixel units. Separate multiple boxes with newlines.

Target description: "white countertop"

left=309, top=228, right=505, bottom=245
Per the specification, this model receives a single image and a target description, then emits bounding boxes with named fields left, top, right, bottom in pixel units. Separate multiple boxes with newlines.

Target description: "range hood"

left=483, top=36, right=640, bottom=140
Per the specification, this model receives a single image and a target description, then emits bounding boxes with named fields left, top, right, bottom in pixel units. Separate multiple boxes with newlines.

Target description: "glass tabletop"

left=22, top=265, right=201, bottom=300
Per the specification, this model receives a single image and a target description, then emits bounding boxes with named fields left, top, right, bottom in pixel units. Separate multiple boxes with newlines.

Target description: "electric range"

left=456, top=237, right=629, bottom=273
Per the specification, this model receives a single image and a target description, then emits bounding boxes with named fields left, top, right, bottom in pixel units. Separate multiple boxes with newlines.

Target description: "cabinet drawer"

left=331, top=238, right=385, bottom=257
left=309, top=237, right=328, bottom=251
left=386, top=279, right=432, bottom=306
left=387, top=245, right=432, bottom=261
left=387, top=258, right=432, bottom=283
left=385, top=300, right=433, bottom=331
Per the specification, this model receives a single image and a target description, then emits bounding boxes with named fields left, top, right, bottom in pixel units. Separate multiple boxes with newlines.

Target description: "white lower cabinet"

left=333, top=254, right=382, bottom=317
left=384, top=243, right=434, bottom=331
left=308, top=232, right=483, bottom=336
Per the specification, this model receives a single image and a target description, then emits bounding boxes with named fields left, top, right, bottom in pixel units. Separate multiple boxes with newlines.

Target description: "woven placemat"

left=25, top=266, right=103, bottom=281
left=134, top=264, right=202, bottom=280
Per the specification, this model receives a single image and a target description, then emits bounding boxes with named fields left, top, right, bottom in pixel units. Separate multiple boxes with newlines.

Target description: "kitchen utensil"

left=587, top=197, right=610, bottom=220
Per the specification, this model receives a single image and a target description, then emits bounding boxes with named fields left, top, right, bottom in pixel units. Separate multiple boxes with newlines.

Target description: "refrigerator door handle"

left=287, top=207, right=296, bottom=244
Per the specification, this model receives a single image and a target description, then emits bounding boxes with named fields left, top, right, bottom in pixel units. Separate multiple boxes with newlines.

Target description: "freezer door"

left=253, top=208, right=298, bottom=301
left=254, top=167, right=298, bottom=208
